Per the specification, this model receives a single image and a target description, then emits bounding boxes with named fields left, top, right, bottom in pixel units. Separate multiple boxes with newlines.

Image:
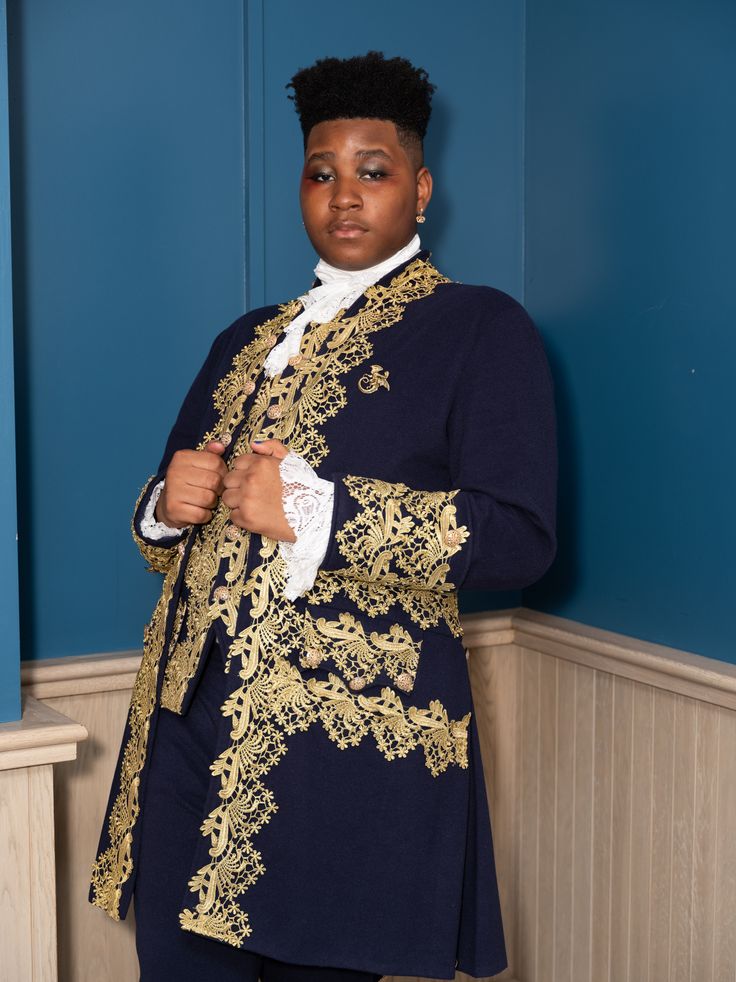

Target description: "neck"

left=315, top=234, right=421, bottom=283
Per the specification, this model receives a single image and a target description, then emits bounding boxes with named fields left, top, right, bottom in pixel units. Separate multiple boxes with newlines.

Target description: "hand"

left=222, top=438, right=297, bottom=542
left=156, top=441, right=227, bottom=527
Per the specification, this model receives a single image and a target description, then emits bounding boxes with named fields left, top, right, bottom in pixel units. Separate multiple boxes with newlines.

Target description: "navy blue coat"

left=89, top=251, right=557, bottom=979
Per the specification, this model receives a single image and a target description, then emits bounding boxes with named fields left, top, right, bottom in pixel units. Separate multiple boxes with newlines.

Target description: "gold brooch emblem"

left=358, top=364, right=390, bottom=394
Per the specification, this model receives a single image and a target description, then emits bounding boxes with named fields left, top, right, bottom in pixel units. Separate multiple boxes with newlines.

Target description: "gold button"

left=348, top=676, right=366, bottom=691
left=219, top=432, right=232, bottom=447
left=303, top=648, right=323, bottom=668
left=266, top=405, right=282, bottom=419
left=243, top=380, right=256, bottom=395
left=224, top=524, right=241, bottom=541
left=288, top=354, right=303, bottom=366
left=396, top=672, right=414, bottom=692
left=177, top=541, right=186, bottom=557
left=444, top=529, right=461, bottom=546
left=265, top=334, right=277, bottom=348
left=213, top=586, right=230, bottom=602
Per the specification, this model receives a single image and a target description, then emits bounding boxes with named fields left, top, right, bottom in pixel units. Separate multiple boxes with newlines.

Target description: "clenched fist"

left=155, top=441, right=227, bottom=527
left=222, top=438, right=296, bottom=542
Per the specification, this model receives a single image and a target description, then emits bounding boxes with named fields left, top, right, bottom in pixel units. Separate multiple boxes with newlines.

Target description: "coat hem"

left=180, top=921, right=504, bottom=981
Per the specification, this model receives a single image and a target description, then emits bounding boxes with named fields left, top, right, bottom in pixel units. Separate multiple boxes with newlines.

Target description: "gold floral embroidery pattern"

left=131, top=477, right=184, bottom=576
left=306, top=477, right=470, bottom=636
left=301, top=609, right=420, bottom=693
left=201, top=300, right=303, bottom=448
left=89, top=563, right=178, bottom=918
left=159, top=304, right=302, bottom=711
left=178, top=539, right=470, bottom=947
left=90, top=258, right=459, bottom=924
left=161, top=258, right=451, bottom=713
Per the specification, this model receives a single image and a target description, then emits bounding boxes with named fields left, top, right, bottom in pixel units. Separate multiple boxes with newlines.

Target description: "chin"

left=321, top=243, right=374, bottom=270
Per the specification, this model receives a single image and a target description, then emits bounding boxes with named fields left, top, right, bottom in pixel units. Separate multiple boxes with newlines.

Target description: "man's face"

left=299, top=117, right=432, bottom=270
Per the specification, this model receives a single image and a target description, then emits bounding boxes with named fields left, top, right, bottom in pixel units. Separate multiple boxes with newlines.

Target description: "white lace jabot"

left=263, top=234, right=421, bottom=379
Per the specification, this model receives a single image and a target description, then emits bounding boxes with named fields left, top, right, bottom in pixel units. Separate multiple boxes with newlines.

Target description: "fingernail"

left=253, top=440, right=264, bottom=444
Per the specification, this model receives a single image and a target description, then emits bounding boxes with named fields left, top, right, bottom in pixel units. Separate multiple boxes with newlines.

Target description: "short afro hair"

left=286, top=51, right=435, bottom=157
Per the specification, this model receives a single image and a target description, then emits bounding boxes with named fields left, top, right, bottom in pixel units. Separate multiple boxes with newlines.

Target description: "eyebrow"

left=306, top=148, right=393, bottom=164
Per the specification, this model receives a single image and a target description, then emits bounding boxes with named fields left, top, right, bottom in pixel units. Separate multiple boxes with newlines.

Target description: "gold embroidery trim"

left=178, top=540, right=470, bottom=948
left=89, top=565, right=178, bottom=918
left=162, top=258, right=452, bottom=713
left=90, top=258, right=464, bottom=927
left=301, top=608, right=420, bottom=692
left=306, top=476, right=470, bottom=636
left=131, top=477, right=185, bottom=576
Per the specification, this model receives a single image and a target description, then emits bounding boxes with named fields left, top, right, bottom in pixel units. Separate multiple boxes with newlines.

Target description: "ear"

left=416, top=166, right=433, bottom=216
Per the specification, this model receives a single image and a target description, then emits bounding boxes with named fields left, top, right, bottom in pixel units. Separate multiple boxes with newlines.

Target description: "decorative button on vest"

left=303, top=648, right=323, bottom=668
left=213, top=586, right=230, bottom=602
left=243, top=380, right=256, bottom=395
left=348, top=676, right=366, bottom=691
left=266, top=405, right=283, bottom=420
left=219, top=432, right=232, bottom=447
left=396, top=672, right=415, bottom=692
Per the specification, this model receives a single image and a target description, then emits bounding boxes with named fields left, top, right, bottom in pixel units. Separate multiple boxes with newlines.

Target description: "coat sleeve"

left=130, top=316, right=247, bottom=574
left=317, top=298, right=558, bottom=594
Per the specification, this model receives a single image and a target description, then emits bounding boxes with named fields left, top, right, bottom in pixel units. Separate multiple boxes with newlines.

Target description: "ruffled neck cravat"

left=263, top=234, right=421, bottom=378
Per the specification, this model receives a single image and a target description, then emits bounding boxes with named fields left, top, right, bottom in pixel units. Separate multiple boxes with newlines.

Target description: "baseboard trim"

left=510, top=607, right=736, bottom=711
left=21, top=649, right=142, bottom=698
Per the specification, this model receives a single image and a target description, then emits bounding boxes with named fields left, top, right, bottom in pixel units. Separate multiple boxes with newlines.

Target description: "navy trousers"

left=133, top=640, right=383, bottom=982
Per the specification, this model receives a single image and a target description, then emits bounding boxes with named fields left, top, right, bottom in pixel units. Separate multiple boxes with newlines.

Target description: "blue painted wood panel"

left=523, top=0, right=736, bottom=662
left=251, top=0, right=526, bottom=616
left=8, top=0, right=247, bottom=659
left=7, top=1, right=524, bottom=664
left=252, top=0, right=524, bottom=307
left=0, top=0, right=21, bottom=721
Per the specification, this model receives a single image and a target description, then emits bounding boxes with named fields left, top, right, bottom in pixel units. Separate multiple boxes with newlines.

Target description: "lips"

left=328, top=221, right=368, bottom=238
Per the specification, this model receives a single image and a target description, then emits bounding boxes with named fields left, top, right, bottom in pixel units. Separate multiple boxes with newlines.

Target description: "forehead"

left=305, top=117, right=403, bottom=155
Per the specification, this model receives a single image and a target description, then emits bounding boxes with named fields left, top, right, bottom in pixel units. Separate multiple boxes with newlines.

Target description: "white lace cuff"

left=139, top=480, right=188, bottom=541
left=278, top=451, right=335, bottom=600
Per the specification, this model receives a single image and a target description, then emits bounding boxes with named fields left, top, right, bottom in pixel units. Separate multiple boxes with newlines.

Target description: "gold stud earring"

left=416, top=210, right=426, bottom=224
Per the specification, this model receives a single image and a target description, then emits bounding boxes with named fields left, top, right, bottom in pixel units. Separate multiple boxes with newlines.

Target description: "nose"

left=329, top=176, right=362, bottom=211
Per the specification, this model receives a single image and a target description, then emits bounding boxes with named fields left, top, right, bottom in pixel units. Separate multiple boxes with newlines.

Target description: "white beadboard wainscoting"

left=19, top=609, right=736, bottom=982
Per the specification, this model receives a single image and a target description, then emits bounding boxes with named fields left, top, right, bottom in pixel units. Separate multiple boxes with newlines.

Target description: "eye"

left=360, top=169, right=388, bottom=181
left=308, top=171, right=334, bottom=183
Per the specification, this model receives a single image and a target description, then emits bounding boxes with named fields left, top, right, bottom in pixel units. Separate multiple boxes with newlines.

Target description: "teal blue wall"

left=0, top=0, right=21, bottom=722
left=4, top=0, right=524, bottom=697
left=4, top=0, right=732, bottom=723
left=248, top=0, right=526, bottom=613
left=522, top=0, right=736, bottom=661
left=8, top=0, right=248, bottom=671
left=250, top=0, right=524, bottom=306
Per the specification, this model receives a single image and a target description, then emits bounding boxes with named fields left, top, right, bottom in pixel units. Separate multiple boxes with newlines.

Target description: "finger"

left=231, top=454, right=255, bottom=471
left=190, top=453, right=227, bottom=477
left=251, top=438, right=289, bottom=460
left=179, top=486, right=219, bottom=510
left=222, top=488, right=244, bottom=511
left=172, top=504, right=214, bottom=526
left=222, top=471, right=244, bottom=489
left=184, top=469, right=223, bottom=493
left=228, top=507, right=247, bottom=530
left=204, top=441, right=226, bottom=455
